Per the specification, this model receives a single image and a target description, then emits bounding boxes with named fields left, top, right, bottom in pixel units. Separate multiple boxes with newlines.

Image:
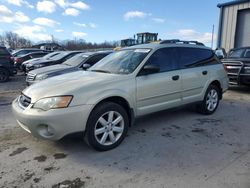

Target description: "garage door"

left=235, top=9, right=250, bottom=48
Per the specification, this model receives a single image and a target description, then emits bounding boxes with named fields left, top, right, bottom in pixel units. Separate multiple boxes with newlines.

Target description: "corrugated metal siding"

left=235, top=9, right=250, bottom=47
left=219, top=1, right=250, bottom=52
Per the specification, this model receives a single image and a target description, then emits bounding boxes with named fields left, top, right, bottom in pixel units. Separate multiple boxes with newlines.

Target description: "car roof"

left=78, top=50, right=113, bottom=56
left=28, top=51, right=48, bottom=54
left=15, top=48, right=42, bottom=51
left=124, top=42, right=211, bottom=51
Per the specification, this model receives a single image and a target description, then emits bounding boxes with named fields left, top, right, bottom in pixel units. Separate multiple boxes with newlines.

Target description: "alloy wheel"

left=94, top=111, right=124, bottom=146
left=206, top=89, right=218, bottom=111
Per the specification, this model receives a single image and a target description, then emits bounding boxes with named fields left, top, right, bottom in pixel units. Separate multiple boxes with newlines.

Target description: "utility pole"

left=211, top=24, right=214, bottom=49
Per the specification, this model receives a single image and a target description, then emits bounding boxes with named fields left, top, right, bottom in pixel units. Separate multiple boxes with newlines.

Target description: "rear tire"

left=85, top=102, right=129, bottom=151
left=0, top=68, right=9, bottom=82
left=196, top=85, right=220, bottom=115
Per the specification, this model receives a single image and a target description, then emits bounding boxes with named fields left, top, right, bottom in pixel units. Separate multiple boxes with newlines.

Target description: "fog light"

left=38, top=124, right=55, bottom=137
left=244, top=68, right=250, bottom=74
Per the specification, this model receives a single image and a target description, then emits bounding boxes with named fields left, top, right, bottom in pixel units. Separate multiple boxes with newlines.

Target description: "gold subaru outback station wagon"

left=12, top=40, right=229, bottom=151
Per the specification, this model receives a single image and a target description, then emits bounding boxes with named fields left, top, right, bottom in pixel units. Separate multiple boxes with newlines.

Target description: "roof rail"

left=160, top=39, right=205, bottom=46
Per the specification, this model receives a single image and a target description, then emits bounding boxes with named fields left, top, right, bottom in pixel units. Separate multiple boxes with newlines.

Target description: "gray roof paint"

left=124, top=43, right=211, bottom=50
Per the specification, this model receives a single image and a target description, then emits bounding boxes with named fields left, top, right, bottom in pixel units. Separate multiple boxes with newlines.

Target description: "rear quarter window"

left=178, top=48, right=214, bottom=68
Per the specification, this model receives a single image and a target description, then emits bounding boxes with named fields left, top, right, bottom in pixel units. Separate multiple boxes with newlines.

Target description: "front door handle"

left=172, top=75, right=179, bottom=81
left=202, top=71, right=208, bottom=75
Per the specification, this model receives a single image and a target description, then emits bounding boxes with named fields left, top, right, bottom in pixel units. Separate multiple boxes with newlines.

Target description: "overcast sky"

left=0, top=0, right=229, bottom=46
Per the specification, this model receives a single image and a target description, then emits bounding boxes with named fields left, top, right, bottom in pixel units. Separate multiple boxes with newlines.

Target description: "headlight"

left=34, top=64, right=44, bottom=68
left=36, top=74, right=48, bottom=80
left=244, top=67, right=250, bottom=74
left=33, top=96, right=73, bottom=111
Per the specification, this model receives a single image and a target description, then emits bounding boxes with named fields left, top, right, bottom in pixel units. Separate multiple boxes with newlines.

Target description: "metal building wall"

left=219, top=1, right=250, bottom=52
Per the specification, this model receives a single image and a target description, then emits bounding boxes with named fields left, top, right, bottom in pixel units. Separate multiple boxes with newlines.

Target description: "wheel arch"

left=0, top=65, right=10, bottom=72
left=209, top=80, right=223, bottom=99
left=88, top=96, right=135, bottom=128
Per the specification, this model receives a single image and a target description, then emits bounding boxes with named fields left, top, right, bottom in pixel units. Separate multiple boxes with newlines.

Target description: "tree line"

left=0, top=31, right=118, bottom=50
left=0, top=32, right=32, bottom=49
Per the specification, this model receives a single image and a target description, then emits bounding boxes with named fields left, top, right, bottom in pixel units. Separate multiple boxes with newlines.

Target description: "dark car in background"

left=14, top=51, right=49, bottom=70
left=222, top=46, right=250, bottom=86
left=0, top=46, right=16, bottom=82
left=21, top=51, right=61, bottom=72
left=12, top=48, right=43, bottom=57
left=26, top=51, right=112, bottom=85
left=25, top=51, right=82, bottom=72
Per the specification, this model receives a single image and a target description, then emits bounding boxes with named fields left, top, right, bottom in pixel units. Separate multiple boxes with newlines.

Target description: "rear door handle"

left=172, top=75, right=179, bottom=81
left=202, top=71, right=208, bottom=75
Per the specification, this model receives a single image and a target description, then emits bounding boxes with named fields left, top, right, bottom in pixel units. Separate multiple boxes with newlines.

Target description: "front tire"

left=85, top=102, right=129, bottom=151
left=197, top=85, right=220, bottom=115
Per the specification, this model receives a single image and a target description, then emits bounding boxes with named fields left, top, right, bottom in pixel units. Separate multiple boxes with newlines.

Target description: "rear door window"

left=145, top=47, right=178, bottom=73
left=178, top=48, right=214, bottom=68
left=85, top=54, right=109, bottom=66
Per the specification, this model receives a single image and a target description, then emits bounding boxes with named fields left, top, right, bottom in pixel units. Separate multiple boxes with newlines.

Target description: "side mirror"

left=140, top=64, right=160, bottom=75
left=215, top=48, right=227, bottom=59
left=217, top=55, right=224, bottom=60
left=82, top=63, right=91, bottom=70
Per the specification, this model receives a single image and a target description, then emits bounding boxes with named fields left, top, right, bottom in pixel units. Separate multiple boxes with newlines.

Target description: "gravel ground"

left=0, top=76, right=250, bottom=188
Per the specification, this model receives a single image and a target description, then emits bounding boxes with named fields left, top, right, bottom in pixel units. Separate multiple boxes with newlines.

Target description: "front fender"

left=86, top=89, right=135, bottom=111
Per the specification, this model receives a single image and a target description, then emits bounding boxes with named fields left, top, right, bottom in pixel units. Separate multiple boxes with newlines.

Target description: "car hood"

left=29, top=64, right=72, bottom=75
left=22, top=58, right=42, bottom=65
left=28, top=59, right=55, bottom=65
left=23, top=71, right=127, bottom=103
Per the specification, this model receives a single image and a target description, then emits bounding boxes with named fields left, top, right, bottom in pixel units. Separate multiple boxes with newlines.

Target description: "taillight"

left=15, top=57, right=22, bottom=63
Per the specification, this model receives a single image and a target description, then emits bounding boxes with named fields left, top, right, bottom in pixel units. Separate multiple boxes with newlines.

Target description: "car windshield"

left=228, top=49, right=245, bottom=58
left=63, top=53, right=89, bottom=66
left=49, top=52, right=69, bottom=61
left=89, top=49, right=150, bottom=74
left=43, top=52, right=61, bottom=59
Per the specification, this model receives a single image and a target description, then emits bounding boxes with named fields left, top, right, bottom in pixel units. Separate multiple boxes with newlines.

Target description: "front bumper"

left=223, top=62, right=250, bottom=85
left=12, top=98, right=93, bottom=140
left=227, top=73, right=250, bottom=85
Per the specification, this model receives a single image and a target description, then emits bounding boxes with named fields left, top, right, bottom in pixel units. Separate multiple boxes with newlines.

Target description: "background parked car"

left=222, top=46, right=250, bottom=86
left=21, top=51, right=61, bottom=72
left=0, top=46, right=16, bottom=82
left=14, top=51, right=49, bottom=70
left=26, top=51, right=112, bottom=85
left=25, top=51, right=82, bottom=72
left=12, top=48, right=43, bottom=57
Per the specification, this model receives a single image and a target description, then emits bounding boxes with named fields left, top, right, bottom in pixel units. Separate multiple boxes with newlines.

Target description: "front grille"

left=26, top=72, right=36, bottom=81
left=18, top=94, right=31, bottom=108
left=223, top=61, right=243, bottom=75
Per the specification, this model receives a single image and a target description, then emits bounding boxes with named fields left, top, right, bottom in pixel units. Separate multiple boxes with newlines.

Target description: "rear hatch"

left=0, top=47, right=15, bottom=69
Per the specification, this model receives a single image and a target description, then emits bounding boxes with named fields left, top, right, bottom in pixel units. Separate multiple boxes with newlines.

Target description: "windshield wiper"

left=63, top=63, right=72, bottom=66
left=90, top=69, right=111, bottom=73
